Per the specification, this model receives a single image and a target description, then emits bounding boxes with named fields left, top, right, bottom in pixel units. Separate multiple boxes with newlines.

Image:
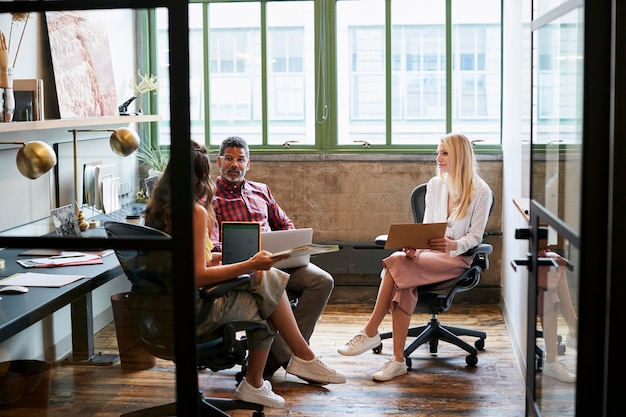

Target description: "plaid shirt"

left=210, top=176, right=294, bottom=251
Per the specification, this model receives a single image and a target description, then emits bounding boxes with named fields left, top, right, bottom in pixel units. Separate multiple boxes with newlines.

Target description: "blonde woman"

left=338, top=133, right=493, bottom=382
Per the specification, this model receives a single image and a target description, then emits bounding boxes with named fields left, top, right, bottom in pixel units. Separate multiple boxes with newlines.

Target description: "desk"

left=0, top=225, right=124, bottom=365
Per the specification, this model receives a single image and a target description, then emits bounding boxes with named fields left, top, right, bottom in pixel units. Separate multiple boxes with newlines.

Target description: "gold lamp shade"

left=0, top=141, right=57, bottom=179
left=110, top=127, right=140, bottom=157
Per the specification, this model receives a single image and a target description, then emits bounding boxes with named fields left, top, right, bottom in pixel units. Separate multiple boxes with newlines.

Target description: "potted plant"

left=130, top=70, right=159, bottom=114
left=136, top=143, right=169, bottom=176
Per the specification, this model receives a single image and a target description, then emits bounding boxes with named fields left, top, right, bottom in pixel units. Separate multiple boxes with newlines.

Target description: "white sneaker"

left=338, top=330, right=381, bottom=356
left=372, top=357, right=408, bottom=382
left=543, top=360, right=576, bottom=383
left=565, top=333, right=577, bottom=351
left=235, top=378, right=285, bottom=408
left=286, top=356, right=346, bottom=385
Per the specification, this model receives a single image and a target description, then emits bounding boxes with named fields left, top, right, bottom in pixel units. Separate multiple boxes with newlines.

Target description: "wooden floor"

left=45, top=304, right=528, bottom=417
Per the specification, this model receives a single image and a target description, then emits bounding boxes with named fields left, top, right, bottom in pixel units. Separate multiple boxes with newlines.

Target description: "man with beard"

left=210, top=136, right=335, bottom=381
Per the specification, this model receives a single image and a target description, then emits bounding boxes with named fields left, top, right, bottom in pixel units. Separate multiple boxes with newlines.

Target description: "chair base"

left=378, top=314, right=486, bottom=369
left=120, top=391, right=265, bottom=417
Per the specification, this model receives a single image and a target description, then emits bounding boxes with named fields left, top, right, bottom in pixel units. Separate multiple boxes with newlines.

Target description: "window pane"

left=391, top=0, right=446, bottom=144
left=533, top=15, right=583, bottom=145
left=451, top=0, right=501, bottom=143
left=337, top=0, right=386, bottom=146
left=207, top=2, right=263, bottom=146
left=156, top=7, right=171, bottom=145
left=266, top=1, right=315, bottom=146
left=190, top=4, right=204, bottom=144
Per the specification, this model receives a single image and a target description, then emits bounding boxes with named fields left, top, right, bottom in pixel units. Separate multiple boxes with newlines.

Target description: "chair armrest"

left=199, top=274, right=251, bottom=300
left=460, top=243, right=493, bottom=257
left=374, top=234, right=388, bottom=246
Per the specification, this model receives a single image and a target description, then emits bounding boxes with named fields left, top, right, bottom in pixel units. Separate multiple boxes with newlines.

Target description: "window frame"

left=146, top=0, right=503, bottom=154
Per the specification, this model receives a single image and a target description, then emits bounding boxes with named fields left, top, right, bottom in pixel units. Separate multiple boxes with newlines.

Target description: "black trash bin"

left=0, top=360, right=51, bottom=416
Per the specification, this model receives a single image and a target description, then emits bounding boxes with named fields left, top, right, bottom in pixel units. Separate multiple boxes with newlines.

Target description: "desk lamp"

left=69, top=128, right=140, bottom=230
left=0, top=140, right=57, bottom=179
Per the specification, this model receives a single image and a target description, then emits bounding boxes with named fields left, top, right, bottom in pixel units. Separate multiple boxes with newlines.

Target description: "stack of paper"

left=17, top=252, right=103, bottom=268
left=0, top=272, right=85, bottom=287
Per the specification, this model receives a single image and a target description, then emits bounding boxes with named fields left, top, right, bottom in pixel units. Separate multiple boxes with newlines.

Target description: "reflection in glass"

left=531, top=7, right=583, bottom=416
left=531, top=9, right=583, bottom=234
left=535, top=233, right=578, bottom=416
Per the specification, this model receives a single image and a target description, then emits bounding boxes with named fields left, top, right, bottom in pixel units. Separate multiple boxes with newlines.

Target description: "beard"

left=221, top=166, right=245, bottom=183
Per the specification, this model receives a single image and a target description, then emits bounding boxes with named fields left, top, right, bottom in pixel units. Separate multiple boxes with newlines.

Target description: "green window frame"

left=147, top=0, right=502, bottom=154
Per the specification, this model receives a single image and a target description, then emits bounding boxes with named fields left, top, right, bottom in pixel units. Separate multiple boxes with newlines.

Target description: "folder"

left=384, top=222, right=448, bottom=249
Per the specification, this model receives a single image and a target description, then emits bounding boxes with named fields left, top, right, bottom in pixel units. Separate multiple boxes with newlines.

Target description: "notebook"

left=221, top=222, right=261, bottom=265
left=262, top=228, right=314, bottom=269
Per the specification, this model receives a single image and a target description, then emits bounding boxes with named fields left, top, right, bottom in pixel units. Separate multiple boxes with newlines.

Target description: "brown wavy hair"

left=144, top=142, right=215, bottom=234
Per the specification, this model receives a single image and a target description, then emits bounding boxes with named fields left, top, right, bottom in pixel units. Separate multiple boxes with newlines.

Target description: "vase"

left=0, top=67, right=14, bottom=122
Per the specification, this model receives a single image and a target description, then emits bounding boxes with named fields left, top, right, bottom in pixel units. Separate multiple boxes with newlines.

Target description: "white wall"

left=500, top=0, right=531, bottom=380
left=0, top=9, right=138, bottom=361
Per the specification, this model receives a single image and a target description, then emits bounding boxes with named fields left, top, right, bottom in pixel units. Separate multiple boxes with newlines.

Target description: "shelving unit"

left=0, top=114, right=161, bottom=133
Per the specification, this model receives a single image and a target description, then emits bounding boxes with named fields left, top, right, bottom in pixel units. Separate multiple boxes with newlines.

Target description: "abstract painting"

left=45, top=11, right=118, bottom=118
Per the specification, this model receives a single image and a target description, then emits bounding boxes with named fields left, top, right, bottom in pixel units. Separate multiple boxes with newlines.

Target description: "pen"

left=49, top=254, right=84, bottom=259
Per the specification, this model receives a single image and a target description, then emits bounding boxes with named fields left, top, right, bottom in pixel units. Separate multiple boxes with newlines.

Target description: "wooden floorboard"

left=43, top=304, right=527, bottom=416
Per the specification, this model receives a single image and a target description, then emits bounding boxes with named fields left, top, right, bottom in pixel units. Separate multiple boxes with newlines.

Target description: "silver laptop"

left=262, top=228, right=314, bottom=269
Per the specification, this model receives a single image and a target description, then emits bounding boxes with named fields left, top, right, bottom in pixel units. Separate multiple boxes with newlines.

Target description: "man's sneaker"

left=565, top=333, right=577, bottom=351
left=263, top=352, right=288, bottom=379
left=286, top=356, right=346, bottom=385
left=372, top=357, right=408, bottom=382
left=542, top=360, right=576, bottom=383
left=235, top=378, right=285, bottom=408
left=338, top=330, right=381, bottom=356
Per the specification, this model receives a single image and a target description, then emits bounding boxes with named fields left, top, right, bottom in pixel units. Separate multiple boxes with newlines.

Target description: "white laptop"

left=262, top=228, right=314, bottom=269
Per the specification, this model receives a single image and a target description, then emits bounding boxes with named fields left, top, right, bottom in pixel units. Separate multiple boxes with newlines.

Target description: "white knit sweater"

left=423, top=173, right=492, bottom=256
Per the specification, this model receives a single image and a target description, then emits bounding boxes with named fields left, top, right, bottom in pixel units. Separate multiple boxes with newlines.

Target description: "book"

left=384, top=222, right=448, bottom=250
left=270, top=243, right=340, bottom=258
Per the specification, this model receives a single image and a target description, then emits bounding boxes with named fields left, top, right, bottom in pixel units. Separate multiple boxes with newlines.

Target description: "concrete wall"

left=237, top=154, right=504, bottom=304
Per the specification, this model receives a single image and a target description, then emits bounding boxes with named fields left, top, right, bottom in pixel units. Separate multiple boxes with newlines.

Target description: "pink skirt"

left=382, top=250, right=471, bottom=315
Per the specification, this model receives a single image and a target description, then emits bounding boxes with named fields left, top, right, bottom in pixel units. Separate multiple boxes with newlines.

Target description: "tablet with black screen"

left=221, top=221, right=261, bottom=264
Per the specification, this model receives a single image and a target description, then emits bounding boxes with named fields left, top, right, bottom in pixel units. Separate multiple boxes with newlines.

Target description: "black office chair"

left=373, top=183, right=494, bottom=369
left=104, top=221, right=266, bottom=417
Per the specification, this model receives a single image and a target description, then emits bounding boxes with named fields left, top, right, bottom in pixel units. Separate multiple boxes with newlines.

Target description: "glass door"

left=526, top=2, right=583, bottom=415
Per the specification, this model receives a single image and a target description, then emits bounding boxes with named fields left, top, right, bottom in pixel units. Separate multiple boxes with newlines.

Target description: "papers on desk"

left=0, top=272, right=85, bottom=287
left=16, top=251, right=103, bottom=268
left=19, top=248, right=114, bottom=258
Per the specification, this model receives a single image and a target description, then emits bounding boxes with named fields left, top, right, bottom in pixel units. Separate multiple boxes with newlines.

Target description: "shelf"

left=0, top=115, right=162, bottom=134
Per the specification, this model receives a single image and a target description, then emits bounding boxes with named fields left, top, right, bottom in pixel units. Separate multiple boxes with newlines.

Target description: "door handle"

left=514, top=227, right=549, bottom=240
left=511, top=255, right=559, bottom=272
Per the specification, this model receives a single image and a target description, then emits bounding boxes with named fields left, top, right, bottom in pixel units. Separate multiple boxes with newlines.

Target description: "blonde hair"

left=438, top=133, right=477, bottom=220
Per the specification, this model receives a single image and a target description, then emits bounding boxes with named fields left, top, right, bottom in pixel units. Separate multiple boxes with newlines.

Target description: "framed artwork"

left=45, top=11, right=118, bottom=118
left=143, top=175, right=160, bottom=199
left=13, top=79, right=44, bottom=121
left=50, top=204, right=81, bottom=237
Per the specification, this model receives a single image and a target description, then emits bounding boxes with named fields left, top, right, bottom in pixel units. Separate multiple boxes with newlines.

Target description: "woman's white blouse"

left=423, top=174, right=492, bottom=257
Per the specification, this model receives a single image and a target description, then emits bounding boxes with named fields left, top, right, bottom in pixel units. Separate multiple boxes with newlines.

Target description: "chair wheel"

left=466, top=355, right=478, bottom=366
left=475, top=338, right=485, bottom=350
left=406, top=357, right=413, bottom=370
left=557, top=341, right=566, bottom=355
left=372, top=343, right=383, bottom=354
left=236, top=371, right=245, bottom=384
